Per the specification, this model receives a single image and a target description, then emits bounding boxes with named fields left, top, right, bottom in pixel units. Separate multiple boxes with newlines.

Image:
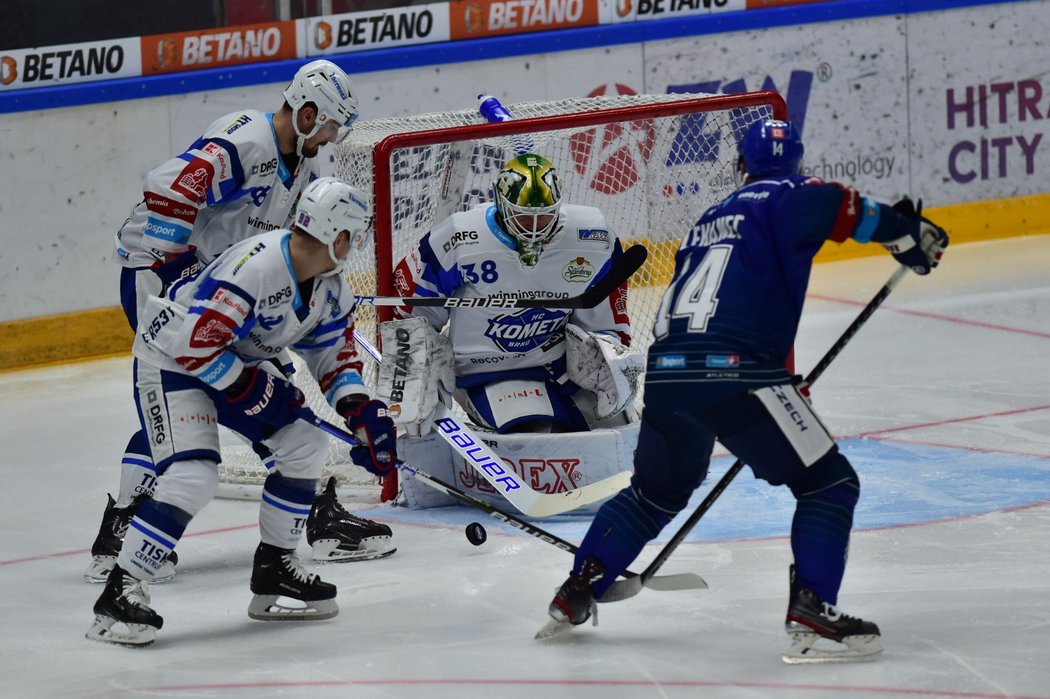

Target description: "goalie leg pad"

left=378, top=316, right=454, bottom=437
left=397, top=433, right=459, bottom=509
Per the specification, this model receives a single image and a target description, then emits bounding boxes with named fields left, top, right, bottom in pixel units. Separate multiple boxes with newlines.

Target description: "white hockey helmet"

left=293, top=177, right=371, bottom=276
left=283, top=60, right=359, bottom=156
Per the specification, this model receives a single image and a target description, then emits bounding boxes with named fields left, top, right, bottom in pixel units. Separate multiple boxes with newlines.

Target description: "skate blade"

left=248, top=594, right=339, bottom=621
left=311, top=537, right=397, bottom=563
left=84, top=556, right=176, bottom=584
left=782, top=631, right=883, bottom=664
left=85, top=614, right=157, bottom=647
left=535, top=617, right=574, bottom=640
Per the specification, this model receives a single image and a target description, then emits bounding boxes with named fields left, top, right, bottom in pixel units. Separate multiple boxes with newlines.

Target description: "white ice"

left=2, top=236, right=1049, bottom=699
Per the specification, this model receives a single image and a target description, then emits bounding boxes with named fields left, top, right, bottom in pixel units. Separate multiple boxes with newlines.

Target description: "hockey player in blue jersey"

left=86, top=60, right=393, bottom=585
left=544, top=119, right=949, bottom=662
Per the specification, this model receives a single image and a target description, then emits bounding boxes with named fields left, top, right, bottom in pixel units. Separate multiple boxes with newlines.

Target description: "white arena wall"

left=0, top=0, right=1047, bottom=365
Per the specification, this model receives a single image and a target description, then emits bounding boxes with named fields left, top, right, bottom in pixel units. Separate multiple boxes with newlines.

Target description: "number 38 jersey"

left=392, top=203, right=631, bottom=383
left=114, top=110, right=319, bottom=268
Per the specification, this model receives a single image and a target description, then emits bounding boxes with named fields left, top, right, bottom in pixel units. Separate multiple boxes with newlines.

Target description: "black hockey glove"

left=338, top=398, right=397, bottom=477
left=226, top=366, right=308, bottom=438
left=884, top=198, right=949, bottom=275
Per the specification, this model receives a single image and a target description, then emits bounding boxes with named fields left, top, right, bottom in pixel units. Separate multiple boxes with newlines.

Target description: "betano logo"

left=314, top=21, right=334, bottom=50
left=1, top=56, right=17, bottom=85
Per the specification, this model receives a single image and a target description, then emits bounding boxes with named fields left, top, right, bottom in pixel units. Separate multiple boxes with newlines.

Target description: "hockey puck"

left=465, top=522, right=487, bottom=546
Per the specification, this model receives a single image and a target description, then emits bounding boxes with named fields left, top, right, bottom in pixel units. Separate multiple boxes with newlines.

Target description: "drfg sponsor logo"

left=458, top=457, right=583, bottom=495
left=144, top=389, right=167, bottom=445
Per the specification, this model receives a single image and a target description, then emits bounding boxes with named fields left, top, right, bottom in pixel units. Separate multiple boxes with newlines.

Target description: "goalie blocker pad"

left=398, top=422, right=639, bottom=514
left=377, top=316, right=454, bottom=437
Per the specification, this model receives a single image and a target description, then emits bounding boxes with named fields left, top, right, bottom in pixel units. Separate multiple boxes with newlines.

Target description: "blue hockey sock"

left=117, top=498, right=191, bottom=580
left=260, top=471, right=317, bottom=550
left=575, top=487, right=672, bottom=598
left=790, top=479, right=860, bottom=604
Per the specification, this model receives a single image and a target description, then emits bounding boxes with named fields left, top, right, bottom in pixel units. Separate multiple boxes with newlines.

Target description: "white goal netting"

left=216, top=90, right=786, bottom=501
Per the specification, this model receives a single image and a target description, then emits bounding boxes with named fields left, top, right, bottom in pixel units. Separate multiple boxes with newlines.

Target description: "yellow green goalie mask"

left=494, top=154, right=562, bottom=266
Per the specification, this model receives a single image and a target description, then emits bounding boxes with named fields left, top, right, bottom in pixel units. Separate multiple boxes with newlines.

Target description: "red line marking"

left=807, top=292, right=1050, bottom=340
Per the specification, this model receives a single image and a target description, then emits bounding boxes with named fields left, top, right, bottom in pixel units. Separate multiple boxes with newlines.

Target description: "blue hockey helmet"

left=737, top=119, right=804, bottom=179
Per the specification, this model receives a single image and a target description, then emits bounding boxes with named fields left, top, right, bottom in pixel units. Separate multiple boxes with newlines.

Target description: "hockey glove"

left=883, top=198, right=949, bottom=275
left=338, top=399, right=397, bottom=477
left=151, top=247, right=204, bottom=288
left=226, top=365, right=307, bottom=438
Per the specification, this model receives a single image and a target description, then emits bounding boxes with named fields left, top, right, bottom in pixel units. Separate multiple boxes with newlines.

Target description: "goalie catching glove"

left=226, top=365, right=308, bottom=438
left=565, top=324, right=645, bottom=421
left=881, top=198, right=949, bottom=275
left=337, top=397, right=397, bottom=477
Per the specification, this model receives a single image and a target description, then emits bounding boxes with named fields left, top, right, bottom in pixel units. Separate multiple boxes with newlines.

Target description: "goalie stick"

left=351, top=331, right=633, bottom=518
left=354, top=244, right=647, bottom=310
left=307, top=413, right=706, bottom=596
left=603, top=265, right=911, bottom=603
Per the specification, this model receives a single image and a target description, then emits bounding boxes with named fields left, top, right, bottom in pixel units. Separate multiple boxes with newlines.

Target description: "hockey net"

left=216, top=90, right=787, bottom=501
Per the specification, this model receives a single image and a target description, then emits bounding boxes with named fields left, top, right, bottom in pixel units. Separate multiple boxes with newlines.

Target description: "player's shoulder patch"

left=576, top=228, right=610, bottom=243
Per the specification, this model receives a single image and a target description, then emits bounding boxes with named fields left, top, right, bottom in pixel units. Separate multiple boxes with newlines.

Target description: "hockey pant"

left=579, top=383, right=859, bottom=602
left=119, top=360, right=327, bottom=581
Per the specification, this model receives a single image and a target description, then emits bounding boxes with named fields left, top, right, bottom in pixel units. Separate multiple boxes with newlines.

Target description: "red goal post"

left=216, top=90, right=787, bottom=502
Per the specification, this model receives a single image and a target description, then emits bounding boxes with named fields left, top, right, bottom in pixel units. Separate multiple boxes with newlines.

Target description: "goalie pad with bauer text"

left=377, top=316, right=455, bottom=437
left=565, top=323, right=645, bottom=420
left=397, top=422, right=638, bottom=514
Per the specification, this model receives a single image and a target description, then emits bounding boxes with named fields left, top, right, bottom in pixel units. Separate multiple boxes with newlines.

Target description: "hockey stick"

left=354, top=244, right=647, bottom=310
left=309, top=414, right=705, bottom=595
left=351, top=330, right=633, bottom=518
left=605, top=265, right=911, bottom=602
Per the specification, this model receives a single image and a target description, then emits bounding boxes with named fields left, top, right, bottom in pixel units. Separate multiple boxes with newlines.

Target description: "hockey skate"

left=84, top=494, right=177, bottom=584
left=306, top=477, right=396, bottom=562
left=782, top=564, right=882, bottom=664
left=86, top=564, right=163, bottom=647
left=248, top=542, right=339, bottom=621
left=537, top=558, right=604, bottom=639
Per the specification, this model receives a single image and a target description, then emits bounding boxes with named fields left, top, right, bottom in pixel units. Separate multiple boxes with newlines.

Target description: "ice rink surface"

left=2, top=235, right=1049, bottom=698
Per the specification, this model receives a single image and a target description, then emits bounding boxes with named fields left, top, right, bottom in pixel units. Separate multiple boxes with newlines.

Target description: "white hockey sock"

left=259, top=472, right=317, bottom=550
left=116, top=430, right=159, bottom=508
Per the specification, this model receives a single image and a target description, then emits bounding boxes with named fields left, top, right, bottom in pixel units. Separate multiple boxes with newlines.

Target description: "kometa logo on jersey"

left=485, top=308, right=568, bottom=353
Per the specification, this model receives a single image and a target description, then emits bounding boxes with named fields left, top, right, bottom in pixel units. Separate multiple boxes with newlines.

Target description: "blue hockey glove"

left=338, top=399, right=397, bottom=477
left=226, top=366, right=307, bottom=438
left=884, top=199, right=949, bottom=275
left=151, top=247, right=204, bottom=287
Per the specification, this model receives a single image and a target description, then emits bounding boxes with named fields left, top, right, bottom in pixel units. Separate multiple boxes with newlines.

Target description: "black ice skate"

left=783, top=564, right=882, bottom=663
left=84, top=494, right=177, bottom=584
left=306, top=477, right=396, bottom=562
left=85, top=564, right=163, bottom=647
left=537, top=558, right=604, bottom=639
left=248, top=542, right=339, bottom=621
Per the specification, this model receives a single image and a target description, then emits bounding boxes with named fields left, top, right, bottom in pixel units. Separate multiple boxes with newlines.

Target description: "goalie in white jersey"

left=88, top=60, right=392, bottom=584
left=87, top=178, right=398, bottom=647
left=382, top=154, right=645, bottom=508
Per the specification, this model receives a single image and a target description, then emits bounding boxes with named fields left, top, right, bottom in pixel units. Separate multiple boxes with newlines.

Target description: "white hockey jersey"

left=392, top=203, right=631, bottom=382
left=114, top=110, right=320, bottom=268
left=134, top=229, right=367, bottom=406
